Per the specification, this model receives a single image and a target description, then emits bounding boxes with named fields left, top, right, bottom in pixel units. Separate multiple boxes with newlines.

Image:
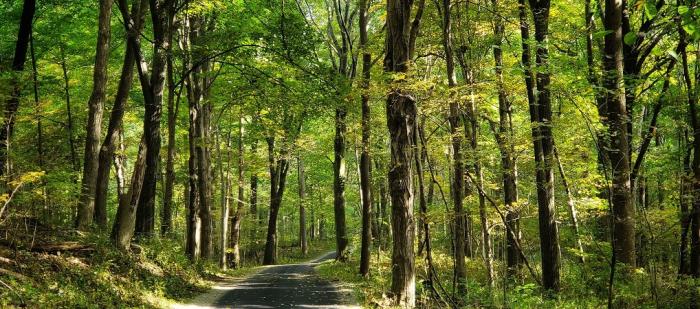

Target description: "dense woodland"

left=2, top=0, right=700, bottom=307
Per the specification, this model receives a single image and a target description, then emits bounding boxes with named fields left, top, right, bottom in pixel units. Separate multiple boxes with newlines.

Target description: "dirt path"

left=173, top=251, right=359, bottom=308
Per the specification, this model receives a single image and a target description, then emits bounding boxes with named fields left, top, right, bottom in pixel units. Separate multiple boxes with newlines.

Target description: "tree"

left=358, top=0, right=372, bottom=277
left=385, top=0, right=416, bottom=305
left=1, top=0, right=36, bottom=178
left=526, top=0, right=561, bottom=291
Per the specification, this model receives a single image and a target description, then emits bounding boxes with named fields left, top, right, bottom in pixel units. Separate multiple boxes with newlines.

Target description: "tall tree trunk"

left=250, top=140, right=259, bottom=238
left=385, top=0, right=416, bottom=305
left=491, top=0, right=521, bottom=274
left=186, top=101, right=201, bottom=260
left=264, top=137, right=290, bottom=265
left=95, top=0, right=144, bottom=229
left=527, top=0, right=561, bottom=291
left=59, top=46, right=80, bottom=174
left=230, top=116, right=245, bottom=268
left=298, top=156, right=308, bottom=256
left=334, top=106, right=349, bottom=261
left=111, top=137, right=147, bottom=250
left=218, top=131, right=231, bottom=269
left=77, top=0, right=113, bottom=230
left=439, top=0, right=467, bottom=292
left=162, top=7, right=178, bottom=236
left=603, top=0, right=635, bottom=267
left=358, top=0, right=372, bottom=276
left=679, top=14, right=700, bottom=277
left=1, top=0, right=35, bottom=178
left=135, top=0, right=172, bottom=237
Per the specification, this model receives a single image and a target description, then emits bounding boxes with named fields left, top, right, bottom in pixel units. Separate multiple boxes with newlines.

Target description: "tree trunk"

left=162, top=7, right=178, bottom=236
left=603, top=0, right=635, bottom=267
left=385, top=0, right=416, bottom=305
left=439, top=0, right=467, bottom=292
left=59, top=46, right=80, bottom=174
left=250, top=140, right=259, bottom=238
left=264, top=137, right=290, bottom=265
left=554, top=145, right=585, bottom=262
left=298, top=156, right=308, bottom=256
left=218, top=131, right=231, bottom=269
left=527, top=0, right=561, bottom=291
left=111, top=137, right=147, bottom=250
left=334, top=107, right=349, bottom=261
left=135, top=0, right=171, bottom=237
left=491, top=0, right=521, bottom=274
left=1, top=0, right=35, bottom=178
left=230, top=116, right=245, bottom=268
left=359, top=0, right=372, bottom=276
left=77, top=0, right=113, bottom=230
left=95, top=0, right=144, bottom=229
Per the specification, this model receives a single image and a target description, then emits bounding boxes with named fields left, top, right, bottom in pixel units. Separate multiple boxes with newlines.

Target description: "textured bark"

left=218, top=131, right=230, bottom=269
left=679, top=15, right=700, bottom=277
left=186, top=99, right=201, bottom=260
left=162, top=7, right=178, bottom=236
left=439, top=0, right=467, bottom=292
left=1, top=0, right=35, bottom=177
left=77, top=0, right=113, bottom=230
left=111, top=137, right=146, bottom=251
left=526, top=0, right=561, bottom=291
left=263, top=137, right=291, bottom=265
left=250, top=140, right=259, bottom=238
left=603, top=0, right=635, bottom=267
left=95, top=0, right=144, bottom=229
left=298, top=156, right=308, bottom=256
left=333, top=106, right=349, bottom=261
left=491, top=0, right=521, bottom=274
left=230, top=117, right=245, bottom=268
left=385, top=0, right=416, bottom=305
left=135, top=0, right=172, bottom=237
left=358, top=0, right=372, bottom=277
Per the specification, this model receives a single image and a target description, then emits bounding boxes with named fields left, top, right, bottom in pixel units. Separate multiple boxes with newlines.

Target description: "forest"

left=1, top=0, right=700, bottom=307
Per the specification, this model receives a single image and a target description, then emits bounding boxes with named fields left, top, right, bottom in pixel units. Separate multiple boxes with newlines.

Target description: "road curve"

left=173, top=251, right=359, bottom=309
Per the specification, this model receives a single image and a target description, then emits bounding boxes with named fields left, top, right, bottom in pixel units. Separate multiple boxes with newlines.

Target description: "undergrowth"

left=0, top=233, right=210, bottom=308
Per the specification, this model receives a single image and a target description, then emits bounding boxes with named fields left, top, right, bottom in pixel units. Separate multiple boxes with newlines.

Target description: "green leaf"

left=644, top=0, right=657, bottom=19
left=678, top=5, right=690, bottom=16
left=624, top=32, right=637, bottom=46
left=684, top=23, right=697, bottom=37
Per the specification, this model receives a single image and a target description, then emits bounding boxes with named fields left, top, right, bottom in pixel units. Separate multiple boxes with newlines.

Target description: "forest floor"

left=174, top=251, right=359, bottom=309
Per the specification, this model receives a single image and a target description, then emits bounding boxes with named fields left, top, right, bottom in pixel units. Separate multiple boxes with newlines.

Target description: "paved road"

left=174, top=252, right=359, bottom=309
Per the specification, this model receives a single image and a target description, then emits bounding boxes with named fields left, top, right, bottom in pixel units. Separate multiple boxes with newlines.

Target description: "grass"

left=0, top=233, right=210, bottom=308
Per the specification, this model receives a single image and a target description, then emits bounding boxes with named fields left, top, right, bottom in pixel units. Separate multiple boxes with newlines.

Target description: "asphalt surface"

left=174, top=251, right=359, bottom=309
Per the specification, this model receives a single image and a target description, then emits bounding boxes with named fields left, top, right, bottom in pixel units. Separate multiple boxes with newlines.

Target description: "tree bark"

left=385, top=0, right=416, bottom=305
left=111, top=137, right=147, bottom=250
left=95, top=0, right=145, bottom=229
left=358, top=0, right=372, bottom=277
left=527, top=0, right=561, bottom=291
left=1, top=0, right=36, bottom=178
left=439, top=0, right=467, bottom=292
left=230, top=116, right=245, bottom=268
left=263, top=137, right=290, bottom=265
left=334, top=106, right=349, bottom=261
left=135, top=0, right=172, bottom=237
left=218, top=131, right=231, bottom=269
left=603, top=0, right=635, bottom=267
left=77, top=0, right=113, bottom=230
left=298, top=156, right=308, bottom=256
left=491, top=0, right=521, bottom=274
left=162, top=6, right=178, bottom=236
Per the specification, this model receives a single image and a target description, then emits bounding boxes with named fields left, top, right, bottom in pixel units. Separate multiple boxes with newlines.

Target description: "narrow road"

left=174, top=251, right=359, bottom=309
